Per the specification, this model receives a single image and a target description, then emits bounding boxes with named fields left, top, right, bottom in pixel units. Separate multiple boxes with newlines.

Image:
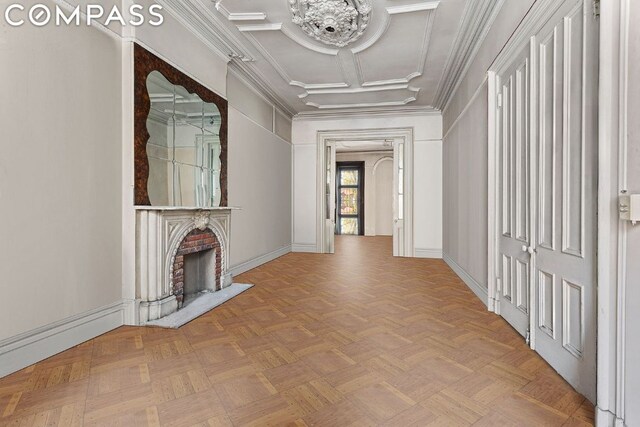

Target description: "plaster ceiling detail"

left=158, top=0, right=505, bottom=116
left=289, top=0, right=372, bottom=48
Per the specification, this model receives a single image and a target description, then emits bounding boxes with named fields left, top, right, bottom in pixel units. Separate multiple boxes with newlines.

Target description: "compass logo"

left=4, top=3, right=164, bottom=27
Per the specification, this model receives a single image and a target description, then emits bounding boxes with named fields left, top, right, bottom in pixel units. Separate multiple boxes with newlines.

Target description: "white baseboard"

left=292, top=243, right=317, bottom=253
left=122, top=299, right=139, bottom=326
left=595, top=407, right=618, bottom=427
left=0, top=301, right=125, bottom=378
left=415, top=248, right=443, bottom=259
left=229, top=245, right=292, bottom=277
left=443, top=253, right=489, bottom=306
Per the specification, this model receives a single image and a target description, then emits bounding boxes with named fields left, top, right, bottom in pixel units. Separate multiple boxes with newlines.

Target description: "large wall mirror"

left=134, top=44, right=228, bottom=207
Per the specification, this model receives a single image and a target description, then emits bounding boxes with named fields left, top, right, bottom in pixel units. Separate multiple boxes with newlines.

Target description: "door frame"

left=488, top=0, right=629, bottom=414
left=335, top=161, right=366, bottom=236
left=595, top=0, right=629, bottom=424
left=316, top=128, right=414, bottom=256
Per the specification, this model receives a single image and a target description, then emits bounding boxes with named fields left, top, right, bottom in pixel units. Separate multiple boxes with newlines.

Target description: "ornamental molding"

left=194, top=210, right=211, bottom=230
left=289, top=0, right=372, bottom=48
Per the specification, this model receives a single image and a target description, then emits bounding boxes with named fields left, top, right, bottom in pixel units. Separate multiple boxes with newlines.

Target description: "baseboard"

left=292, top=243, right=317, bottom=253
left=443, top=253, right=489, bottom=306
left=415, top=248, right=443, bottom=259
left=229, top=245, right=292, bottom=277
left=595, top=408, right=617, bottom=427
left=0, top=301, right=125, bottom=378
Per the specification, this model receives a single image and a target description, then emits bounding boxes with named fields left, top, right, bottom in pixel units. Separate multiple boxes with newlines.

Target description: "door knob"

left=522, top=245, right=528, bottom=253
left=522, top=245, right=536, bottom=254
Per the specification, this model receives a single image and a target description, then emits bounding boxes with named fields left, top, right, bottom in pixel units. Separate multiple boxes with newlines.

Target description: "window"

left=336, top=162, right=365, bottom=235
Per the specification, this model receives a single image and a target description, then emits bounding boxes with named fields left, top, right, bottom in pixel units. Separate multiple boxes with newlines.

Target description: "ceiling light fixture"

left=289, top=0, right=372, bottom=48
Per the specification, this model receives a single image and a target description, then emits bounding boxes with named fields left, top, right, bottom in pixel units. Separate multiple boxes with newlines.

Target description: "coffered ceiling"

left=160, top=0, right=504, bottom=117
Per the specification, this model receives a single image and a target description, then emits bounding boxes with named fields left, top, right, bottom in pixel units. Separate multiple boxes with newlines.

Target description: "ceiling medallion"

left=289, top=0, right=372, bottom=48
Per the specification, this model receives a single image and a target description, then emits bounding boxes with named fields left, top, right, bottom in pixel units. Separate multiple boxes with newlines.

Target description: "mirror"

left=145, top=71, right=222, bottom=207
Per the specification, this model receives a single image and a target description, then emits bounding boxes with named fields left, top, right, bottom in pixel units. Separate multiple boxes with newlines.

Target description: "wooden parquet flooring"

left=0, top=236, right=594, bottom=426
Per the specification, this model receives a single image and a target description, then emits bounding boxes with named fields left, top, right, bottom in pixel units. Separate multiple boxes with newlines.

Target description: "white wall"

left=292, top=113, right=443, bottom=256
left=0, top=12, right=123, bottom=341
left=442, top=0, right=536, bottom=294
left=335, top=152, right=394, bottom=236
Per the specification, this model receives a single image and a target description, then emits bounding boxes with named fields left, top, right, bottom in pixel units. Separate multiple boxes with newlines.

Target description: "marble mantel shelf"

left=134, top=206, right=241, bottom=211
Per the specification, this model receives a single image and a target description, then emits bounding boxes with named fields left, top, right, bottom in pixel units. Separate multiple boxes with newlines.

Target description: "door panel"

left=324, top=142, right=336, bottom=254
left=532, top=0, right=597, bottom=401
left=393, top=141, right=405, bottom=257
left=498, top=45, right=532, bottom=337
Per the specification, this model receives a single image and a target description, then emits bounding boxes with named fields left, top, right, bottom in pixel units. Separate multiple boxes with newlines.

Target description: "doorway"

left=336, top=162, right=365, bottom=236
left=316, top=128, right=414, bottom=257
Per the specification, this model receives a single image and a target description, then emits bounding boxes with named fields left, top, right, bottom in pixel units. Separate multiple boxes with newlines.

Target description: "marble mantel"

left=135, top=207, right=239, bottom=324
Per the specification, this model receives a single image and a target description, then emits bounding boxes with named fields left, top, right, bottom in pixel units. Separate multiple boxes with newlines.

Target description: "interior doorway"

left=316, top=128, right=414, bottom=257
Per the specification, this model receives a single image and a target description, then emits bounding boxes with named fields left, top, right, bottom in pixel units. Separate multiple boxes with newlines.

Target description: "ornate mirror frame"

left=134, top=43, right=228, bottom=206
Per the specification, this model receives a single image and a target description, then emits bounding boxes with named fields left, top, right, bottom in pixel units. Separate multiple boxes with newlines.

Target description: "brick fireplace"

left=135, top=208, right=234, bottom=324
left=172, top=228, right=222, bottom=307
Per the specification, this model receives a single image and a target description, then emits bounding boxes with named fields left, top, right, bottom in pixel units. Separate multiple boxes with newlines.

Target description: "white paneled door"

left=324, top=142, right=336, bottom=254
left=494, top=0, right=598, bottom=401
left=393, top=140, right=405, bottom=257
left=497, top=44, right=532, bottom=338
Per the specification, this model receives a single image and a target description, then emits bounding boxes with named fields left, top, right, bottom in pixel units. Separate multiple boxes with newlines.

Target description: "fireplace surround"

left=135, top=207, right=235, bottom=324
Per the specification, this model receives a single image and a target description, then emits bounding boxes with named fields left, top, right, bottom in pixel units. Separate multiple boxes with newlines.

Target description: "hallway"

left=0, top=237, right=593, bottom=426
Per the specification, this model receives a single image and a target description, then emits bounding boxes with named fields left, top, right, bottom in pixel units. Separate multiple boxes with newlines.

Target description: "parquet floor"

left=0, top=236, right=594, bottom=426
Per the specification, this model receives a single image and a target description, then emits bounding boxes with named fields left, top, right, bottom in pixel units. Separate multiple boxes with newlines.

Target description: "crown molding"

left=215, top=2, right=267, bottom=22
left=293, top=105, right=440, bottom=121
left=159, top=0, right=297, bottom=116
left=386, top=1, right=440, bottom=15
left=433, top=0, right=505, bottom=111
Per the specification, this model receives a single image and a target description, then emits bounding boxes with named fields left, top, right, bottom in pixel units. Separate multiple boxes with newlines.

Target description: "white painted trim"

left=386, top=1, right=440, bottom=15
left=415, top=248, right=443, bottom=259
left=215, top=3, right=266, bottom=22
left=487, top=70, right=499, bottom=314
left=293, top=106, right=439, bottom=121
left=316, top=128, right=415, bottom=257
left=0, top=301, right=125, bottom=378
left=596, top=0, right=628, bottom=423
left=229, top=245, right=292, bottom=277
left=292, top=243, right=318, bottom=253
left=443, top=254, right=489, bottom=306
left=436, top=0, right=505, bottom=111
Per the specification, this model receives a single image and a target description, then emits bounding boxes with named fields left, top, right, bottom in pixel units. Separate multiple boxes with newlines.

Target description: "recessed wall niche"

left=134, top=44, right=228, bottom=207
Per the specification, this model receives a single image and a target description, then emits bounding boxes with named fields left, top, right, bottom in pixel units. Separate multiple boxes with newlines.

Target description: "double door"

left=495, top=0, right=598, bottom=400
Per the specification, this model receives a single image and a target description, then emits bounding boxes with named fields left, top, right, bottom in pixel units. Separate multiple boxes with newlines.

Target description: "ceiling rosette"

left=289, top=0, right=372, bottom=48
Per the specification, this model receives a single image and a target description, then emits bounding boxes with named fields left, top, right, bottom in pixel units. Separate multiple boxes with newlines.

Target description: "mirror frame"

left=134, top=43, right=228, bottom=207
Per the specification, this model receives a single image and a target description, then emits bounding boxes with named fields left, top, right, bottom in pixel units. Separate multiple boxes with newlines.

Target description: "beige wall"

left=335, top=152, right=394, bottom=236
left=0, top=15, right=123, bottom=340
left=0, top=0, right=292, bottom=356
left=228, top=108, right=292, bottom=268
left=225, top=72, right=293, bottom=270
left=442, top=0, right=536, bottom=293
